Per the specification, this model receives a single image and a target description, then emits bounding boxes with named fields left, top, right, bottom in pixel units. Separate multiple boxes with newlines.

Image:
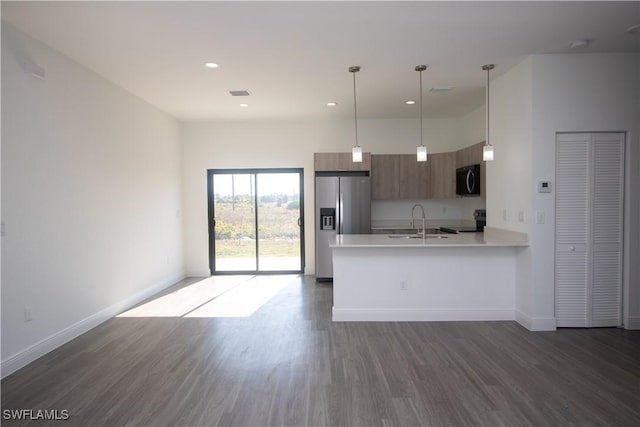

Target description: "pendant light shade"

left=417, top=145, right=427, bottom=162
left=483, top=144, right=494, bottom=161
left=482, top=64, right=495, bottom=161
left=415, top=65, right=428, bottom=162
left=352, top=146, right=363, bottom=163
left=349, top=66, right=363, bottom=163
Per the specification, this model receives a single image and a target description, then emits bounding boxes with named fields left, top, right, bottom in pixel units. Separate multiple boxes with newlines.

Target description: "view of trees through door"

left=208, top=169, right=304, bottom=274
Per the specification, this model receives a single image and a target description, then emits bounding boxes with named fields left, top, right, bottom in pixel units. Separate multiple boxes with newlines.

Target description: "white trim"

left=625, top=316, right=640, bottom=330
left=515, top=310, right=557, bottom=331
left=332, top=308, right=515, bottom=322
left=0, top=271, right=185, bottom=379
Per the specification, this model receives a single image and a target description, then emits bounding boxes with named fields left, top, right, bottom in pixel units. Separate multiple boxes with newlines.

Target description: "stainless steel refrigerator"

left=315, top=173, right=371, bottom=280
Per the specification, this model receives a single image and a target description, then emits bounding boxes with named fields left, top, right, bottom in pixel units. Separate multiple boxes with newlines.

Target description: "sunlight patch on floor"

left=117, top=275, right=253, bottom=317
left=185, top=275, right=293, bottom=318
left=214, top=256, right=301, bottom=272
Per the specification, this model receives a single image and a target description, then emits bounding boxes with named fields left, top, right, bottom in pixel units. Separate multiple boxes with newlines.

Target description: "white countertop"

left=330, top=227, right=528, bottom=248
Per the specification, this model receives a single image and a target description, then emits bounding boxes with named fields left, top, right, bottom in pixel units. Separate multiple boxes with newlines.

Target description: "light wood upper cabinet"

left=456, top=141, right=484, bottom=168
left=343, top=142, right=485, bottom=200
left=314, top=152, right=371, bottom=172
left=429, top=152, right=456, bottom=199
left=371, top=155, right=399, bottom=200
left=371, top=154, right=430, bottom=200
left=399, top=155, right=430, bottom=199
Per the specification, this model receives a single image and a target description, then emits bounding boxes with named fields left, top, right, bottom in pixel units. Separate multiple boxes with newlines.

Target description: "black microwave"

left=456, top=164, right=481, bottom=196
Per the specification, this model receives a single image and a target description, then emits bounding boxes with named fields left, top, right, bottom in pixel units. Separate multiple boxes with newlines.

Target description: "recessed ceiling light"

left=204, top=62, right=219, bottom=69
left=570, top=39, right=590, bottom=49
left=405, top=100, right=416, bottom=105
left=327, top=102, right=338, bottom=107
left=239, top=103, right=249, bottom=107
left=626, top=24, right=640, bottom=34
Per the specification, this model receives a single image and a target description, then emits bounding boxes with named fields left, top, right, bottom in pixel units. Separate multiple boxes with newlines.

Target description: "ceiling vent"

left=430, top=86, right=453, bottom=93
left=229, top=90, right=250, bottom=97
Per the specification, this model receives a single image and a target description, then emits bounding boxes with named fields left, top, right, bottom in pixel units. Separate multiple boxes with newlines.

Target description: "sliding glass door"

left=208, top=169, right=304, bottom=274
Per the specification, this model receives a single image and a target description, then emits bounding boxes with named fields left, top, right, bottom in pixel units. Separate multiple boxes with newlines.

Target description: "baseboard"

left=0, top=271, right=185, bottom=379
left=332, top=308, right=515, bottom=322
left=186, top=268, right=210, bottom=277
left=515, top=310, right=557, bottom=331
left=625, top=316, right=640, bottom=330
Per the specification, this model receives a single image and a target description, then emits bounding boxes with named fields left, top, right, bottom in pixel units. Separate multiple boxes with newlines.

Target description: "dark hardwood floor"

left=2, top=275, right=639, bottom=426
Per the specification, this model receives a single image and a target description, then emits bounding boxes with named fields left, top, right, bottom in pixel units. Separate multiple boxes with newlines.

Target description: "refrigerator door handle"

left=339, top=192, right=344, bottom=234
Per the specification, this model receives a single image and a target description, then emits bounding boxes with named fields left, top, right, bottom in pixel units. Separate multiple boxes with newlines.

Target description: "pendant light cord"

left=352, top=69, right=359, bottom=148
left=419, top=68, right=424, bottom=147
left=486, top=67, right=490, bottom=147
left=482, top=64, right=494, bottom=147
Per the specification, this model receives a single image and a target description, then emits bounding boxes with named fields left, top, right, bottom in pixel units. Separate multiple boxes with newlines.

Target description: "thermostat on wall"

left=538, top=181, right=552, bottom=193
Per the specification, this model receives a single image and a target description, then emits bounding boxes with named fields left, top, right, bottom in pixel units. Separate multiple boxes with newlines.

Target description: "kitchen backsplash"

left=371, top=197, right=486, bottom=224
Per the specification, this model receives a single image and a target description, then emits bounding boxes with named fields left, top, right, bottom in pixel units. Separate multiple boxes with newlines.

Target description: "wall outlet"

left=502, top=209, right=508, bottom=221
left=518, top=211, right=525, bottom=222
left=536, top=211, right=546, bottom=224
left=400, top=280, right=408, bottom=291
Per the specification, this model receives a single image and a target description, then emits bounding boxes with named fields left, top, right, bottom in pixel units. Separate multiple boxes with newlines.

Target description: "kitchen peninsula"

left=330, top=227, right=528, bottom=322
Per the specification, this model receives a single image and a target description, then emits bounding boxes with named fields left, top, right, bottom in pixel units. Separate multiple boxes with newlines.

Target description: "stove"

left=440, top=209, right=486, bottom=234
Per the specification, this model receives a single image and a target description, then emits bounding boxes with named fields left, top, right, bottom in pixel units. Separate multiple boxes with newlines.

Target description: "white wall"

left=1, top=24, right=185, bottom=375
left=487, top=57, right=535, bottom=326
left=456, top=105, right=486, bottom=150
left=530, top=53, right=640, bottom=329
left=487, top=57, right=534, bottom=234
left=182, top=116, right=483, bottom=276
left=489, top=53, right=640, bottom=330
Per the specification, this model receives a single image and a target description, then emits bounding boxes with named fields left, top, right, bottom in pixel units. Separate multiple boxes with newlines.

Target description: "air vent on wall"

left=229, top=90, right=250, bottom=97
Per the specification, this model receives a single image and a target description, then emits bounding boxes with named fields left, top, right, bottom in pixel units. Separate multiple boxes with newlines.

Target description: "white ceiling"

left=2, top=1, right=639, bottom=121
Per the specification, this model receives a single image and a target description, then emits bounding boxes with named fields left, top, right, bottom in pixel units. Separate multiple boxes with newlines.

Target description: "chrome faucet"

left=411, top=204, right=426, bottom=234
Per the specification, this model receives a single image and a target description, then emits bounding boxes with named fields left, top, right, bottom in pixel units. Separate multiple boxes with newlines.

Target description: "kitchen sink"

left=387, top=234, right=448, bottom=239
left=375, top=227, right=451, bottom=235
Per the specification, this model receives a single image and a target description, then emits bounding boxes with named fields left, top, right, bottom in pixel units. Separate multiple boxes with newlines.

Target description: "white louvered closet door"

left=555, top=133, right=624, bottom=328
left=556, top=134, right=590, bottom=327
left=590, top=134, right=624, bottom=326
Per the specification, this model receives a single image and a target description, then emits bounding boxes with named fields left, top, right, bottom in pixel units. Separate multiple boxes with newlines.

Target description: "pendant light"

left=349, top=66, right=363, bottom=163
left=415, top=65, right=428, bottom=162
left=482, top=64, right=495, bottom=161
